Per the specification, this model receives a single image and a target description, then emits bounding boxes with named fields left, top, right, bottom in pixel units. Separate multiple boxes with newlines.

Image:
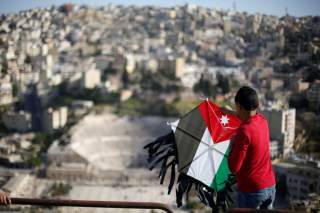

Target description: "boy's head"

left=234, top=86, right=259, bottom=118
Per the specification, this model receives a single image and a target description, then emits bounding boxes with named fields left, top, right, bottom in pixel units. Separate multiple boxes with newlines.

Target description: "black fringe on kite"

left=143, top=131, right=178, bottom=194
left=175, top=173, right=236, bottom=212
left=144, top=132, right=236, bottom=211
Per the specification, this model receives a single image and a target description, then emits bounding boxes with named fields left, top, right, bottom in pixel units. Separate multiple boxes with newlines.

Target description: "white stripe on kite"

left=187, top=128, right=215, bottom=186
left=186, top=128, right=231, bottom=187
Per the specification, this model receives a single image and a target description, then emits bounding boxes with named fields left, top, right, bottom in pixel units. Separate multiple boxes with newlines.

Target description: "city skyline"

left=0, top=0, right=320, bottom=17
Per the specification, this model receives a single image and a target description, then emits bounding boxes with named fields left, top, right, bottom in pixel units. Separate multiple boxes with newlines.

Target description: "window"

left=300, top=188, right=307, bottom=194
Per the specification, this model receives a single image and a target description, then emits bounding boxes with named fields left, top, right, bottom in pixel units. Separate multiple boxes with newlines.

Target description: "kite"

left=144, top=99, right=242, bottom=211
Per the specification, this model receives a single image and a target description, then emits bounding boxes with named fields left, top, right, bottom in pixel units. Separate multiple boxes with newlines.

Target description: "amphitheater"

left=61, top=112, right=188, bottom=213
left=70, top=113, right=171, bottom=171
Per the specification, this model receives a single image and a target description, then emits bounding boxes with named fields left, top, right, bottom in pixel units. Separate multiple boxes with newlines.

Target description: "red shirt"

left=228, top=113, right=276, bottom=192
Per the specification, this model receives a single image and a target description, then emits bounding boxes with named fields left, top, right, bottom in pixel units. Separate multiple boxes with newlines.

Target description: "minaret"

left=233, top=1, right=237, bottom=12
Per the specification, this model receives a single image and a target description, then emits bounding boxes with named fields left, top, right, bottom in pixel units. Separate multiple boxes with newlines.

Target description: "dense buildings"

left=274, top=161, right=320, bottom=200
left=0, top=3, right=319, bottom=211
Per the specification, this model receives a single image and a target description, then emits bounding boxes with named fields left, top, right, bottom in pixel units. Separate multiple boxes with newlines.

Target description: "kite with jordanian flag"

left=144, top=99, right=242, bottom=211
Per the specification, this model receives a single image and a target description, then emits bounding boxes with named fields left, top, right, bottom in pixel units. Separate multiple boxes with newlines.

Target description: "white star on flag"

left=220, top=115, right=229, bottom=126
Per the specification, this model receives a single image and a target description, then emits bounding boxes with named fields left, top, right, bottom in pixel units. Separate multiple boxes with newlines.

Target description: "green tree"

left=50, top=182, right=72, bottom=197
left=12, top=83, right=18, bottom=97
left=193, top=76, right=216, bottom=98
left=217, top=73, right=230, bottom=94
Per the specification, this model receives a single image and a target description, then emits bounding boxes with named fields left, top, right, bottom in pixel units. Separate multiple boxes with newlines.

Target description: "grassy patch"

left=114, top=97, right=232, bottom=117
left=49, top=182, right=72, bottom=197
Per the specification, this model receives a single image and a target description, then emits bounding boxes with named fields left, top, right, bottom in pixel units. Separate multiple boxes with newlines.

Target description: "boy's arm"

left=220, top=106, right=238, bottom=117
left=228, top=129, right=249, bottom=174
left=0, top=190, right=11, bottom=206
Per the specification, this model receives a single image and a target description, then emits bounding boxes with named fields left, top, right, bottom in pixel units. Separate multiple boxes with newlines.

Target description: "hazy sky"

left=0, top=0, right=319, bottom=17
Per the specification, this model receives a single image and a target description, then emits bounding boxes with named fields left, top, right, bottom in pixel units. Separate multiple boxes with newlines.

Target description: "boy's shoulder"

left=241, top=113, right=267, bottom=131
left=255, top=113, right=267, bottom=122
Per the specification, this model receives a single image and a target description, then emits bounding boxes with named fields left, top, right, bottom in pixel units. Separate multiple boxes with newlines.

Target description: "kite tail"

left=143, top=131, right=176, bottom=160
left=214, top=174, right=237, bottom=211
left=176, top=173, right=193, bottom=207
left=144, top=132, right=237, bottom=210
left=223, top=174, right=237, bottom=207
left=143, top=131, right=178, bottom=192
left=176, top=174, right=237, bottom=211
left=176, top=174, right=217, bottom=209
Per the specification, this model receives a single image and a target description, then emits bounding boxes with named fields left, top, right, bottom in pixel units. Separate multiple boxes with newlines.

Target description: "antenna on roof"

left=232, top=1, right=237, bottom=12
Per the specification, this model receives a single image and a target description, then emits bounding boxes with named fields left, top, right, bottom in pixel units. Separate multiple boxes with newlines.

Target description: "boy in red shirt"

left=227, top=86, right=276, bottom=209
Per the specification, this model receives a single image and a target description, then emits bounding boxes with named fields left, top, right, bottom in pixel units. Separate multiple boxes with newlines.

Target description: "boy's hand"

left=221, top=106, right=236, bottom=116
left=0, top=191, right=11, bottom=206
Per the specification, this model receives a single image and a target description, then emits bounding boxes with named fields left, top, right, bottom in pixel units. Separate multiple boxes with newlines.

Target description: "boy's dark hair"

left=234, top=86, right=259, bottom=111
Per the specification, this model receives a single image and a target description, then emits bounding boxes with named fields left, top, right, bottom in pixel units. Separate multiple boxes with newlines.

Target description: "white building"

left=262, top=108, right=296, bottom=158
left=125, top=54, right=136, bottom=74
left=42, top=107, right=68, bottom=133
left=81, top=69, right=101, bottom=89
left=19, top=70, right=40, bottom=85
left=145, top=58, right=159, bottom=73
left=39, top=54, right=53, bottom=81
left=0, top=76, right=13, bottom=106
left=5, top=45, right=16, bottom=60
left=179, top=64, right=204, bottom=89
left=158, top=56, right=186, bottom=78
left=270, top=140, right=281, bottom=159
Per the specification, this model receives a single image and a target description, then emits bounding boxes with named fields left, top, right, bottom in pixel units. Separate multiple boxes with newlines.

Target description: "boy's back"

left=228, top=113, right=276, bottom=192
left=227, top=86, right=276, bottom=209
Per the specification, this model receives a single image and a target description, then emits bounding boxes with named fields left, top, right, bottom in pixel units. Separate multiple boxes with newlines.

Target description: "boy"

left=226, top=86, right=276, bottom=209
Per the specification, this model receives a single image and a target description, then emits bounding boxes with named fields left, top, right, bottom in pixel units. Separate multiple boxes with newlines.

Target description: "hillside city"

left=0, top=3, right=320, bottom=212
